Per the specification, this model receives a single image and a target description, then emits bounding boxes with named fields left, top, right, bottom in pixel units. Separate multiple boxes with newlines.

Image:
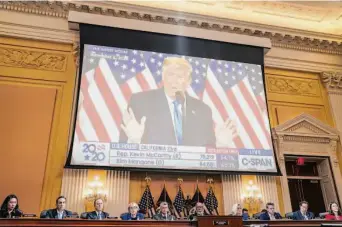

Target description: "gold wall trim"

left=0, top=46, right=67, bottom=72
left=0, top=1, right=342, bottom=55
left=267, top=76, right=319, bottom=97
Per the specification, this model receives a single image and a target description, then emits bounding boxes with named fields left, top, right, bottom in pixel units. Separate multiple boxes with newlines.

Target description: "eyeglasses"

left=129, top=206, right=139, bottom=209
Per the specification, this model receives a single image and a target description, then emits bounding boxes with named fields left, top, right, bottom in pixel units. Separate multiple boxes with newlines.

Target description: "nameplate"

left=213, top=220, right=229, bottom=225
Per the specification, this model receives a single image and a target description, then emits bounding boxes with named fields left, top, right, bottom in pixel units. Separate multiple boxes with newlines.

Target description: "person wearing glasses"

left=120, top=202, right=144, bottom=220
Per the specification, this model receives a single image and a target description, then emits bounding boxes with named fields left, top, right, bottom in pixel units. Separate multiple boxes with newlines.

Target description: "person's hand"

left=215, top=119, right=238, bottom=148
left=120, top=108, right=146, bottom=143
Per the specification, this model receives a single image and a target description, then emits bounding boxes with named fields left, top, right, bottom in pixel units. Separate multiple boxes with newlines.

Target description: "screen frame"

left=65, top=23, right=281, bottom=176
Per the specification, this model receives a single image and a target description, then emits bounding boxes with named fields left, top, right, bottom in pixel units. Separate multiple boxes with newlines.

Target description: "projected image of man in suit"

left=120, top=57, right=237, bottom=147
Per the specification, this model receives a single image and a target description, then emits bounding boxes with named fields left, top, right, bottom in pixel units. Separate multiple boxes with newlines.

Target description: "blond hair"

left=231, top=203, right=242, bottom=215
left=162, top=57, right=193, bottom=73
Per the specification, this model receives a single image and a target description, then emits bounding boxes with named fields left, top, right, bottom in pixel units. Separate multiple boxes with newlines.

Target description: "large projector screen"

left=67, top=24, right=278, bottom=173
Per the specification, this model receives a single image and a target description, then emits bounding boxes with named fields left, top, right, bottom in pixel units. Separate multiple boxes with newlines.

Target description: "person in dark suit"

left=292, top=201, right=314, bottom=220
left=120, top=57, right=237, bottom=147
left=259, top=202, right=282, bottom=220
left=42, top=196, right=73, bottom=219
left=153, top=202, right=176, bottom=221
left=120, top=202, right=144, bottom=220
left=86, top=198, right=109, bottom=220
left=0, top=194, right=23, bottom=218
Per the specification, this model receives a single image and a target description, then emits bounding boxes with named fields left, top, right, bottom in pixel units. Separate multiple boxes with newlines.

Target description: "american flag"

left=139, top=185, right=155, bottom=217
left=75, top=45, right=271, bottom=150
left=202, top=59, right=271, bottom=149
left=173, top=186, right=185, bottom=217
left=204, top=186, right=219, bottom=215
left=75, top=45, right=209, bottom=144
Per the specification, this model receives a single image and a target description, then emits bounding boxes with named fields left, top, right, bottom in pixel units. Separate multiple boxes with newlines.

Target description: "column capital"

left=321, top=72, right=342, bottom=95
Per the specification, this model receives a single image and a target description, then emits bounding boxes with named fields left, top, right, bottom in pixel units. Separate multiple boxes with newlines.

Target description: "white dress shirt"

left=269, top=213, right=276, bottom=220
left=57, top=210, right=64, bottom=219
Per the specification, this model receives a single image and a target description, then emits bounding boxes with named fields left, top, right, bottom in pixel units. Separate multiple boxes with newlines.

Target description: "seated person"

left=259, top=202, right=282, bottom=220
left=86, top=198, right=109, bottom=220
left=292, top=201, right=314, bottom=220
left=230, top=203, right=243, bottom=216
left=42, top=196, right=73, bottom=219
left=153, top=202, right=175, bottom=221
left=188, top=202, right=206, bottom=221
left=0, top=194, right=23, bottom=218
left=325, top=202, right=342, bottom=220
left=120, top=202, right=144, bottom=220
left=242, top=208, right=249, bottom=220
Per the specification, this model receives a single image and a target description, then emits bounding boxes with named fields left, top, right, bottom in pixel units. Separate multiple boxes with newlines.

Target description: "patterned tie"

left=173, top=100, right=182, bottom=145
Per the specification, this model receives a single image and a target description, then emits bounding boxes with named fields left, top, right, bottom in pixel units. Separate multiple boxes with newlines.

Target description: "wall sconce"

left=241, top=180, right=262, bottom=205
left=84, top=176, right=108, bottom=203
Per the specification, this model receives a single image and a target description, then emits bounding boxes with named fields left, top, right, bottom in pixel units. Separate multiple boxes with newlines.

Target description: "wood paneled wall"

left=0, top=35, right=336, bottom=216
left=0, top=37, right=76, bottom=214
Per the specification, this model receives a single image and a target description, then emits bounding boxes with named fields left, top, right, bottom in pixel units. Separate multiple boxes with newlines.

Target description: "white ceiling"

left=118, top=1, right=342, bottom=35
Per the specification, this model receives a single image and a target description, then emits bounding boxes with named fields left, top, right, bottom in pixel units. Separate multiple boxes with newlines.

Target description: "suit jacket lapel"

left=158, top=90, right=176, bottom=144
left=52, top=209, right=58, bottom=219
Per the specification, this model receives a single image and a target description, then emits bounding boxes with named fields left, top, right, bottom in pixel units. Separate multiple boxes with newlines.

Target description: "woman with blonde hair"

left=231, top=203, right=243, bottom=216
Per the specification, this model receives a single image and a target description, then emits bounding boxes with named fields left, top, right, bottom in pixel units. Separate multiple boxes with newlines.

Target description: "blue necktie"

left=173, top=100, right=182, bottom=145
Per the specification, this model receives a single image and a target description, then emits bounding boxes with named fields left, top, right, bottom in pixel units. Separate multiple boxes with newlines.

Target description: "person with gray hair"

left=188, top=202, right=207, bottom=221
left=152, top=202, right=176, bottom=221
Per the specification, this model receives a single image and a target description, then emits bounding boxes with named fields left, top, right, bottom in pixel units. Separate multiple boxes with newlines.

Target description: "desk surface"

left=1, top=218, right=342, bottom=227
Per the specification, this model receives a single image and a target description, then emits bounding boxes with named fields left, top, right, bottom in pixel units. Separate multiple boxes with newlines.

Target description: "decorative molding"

left=321, top=72, right=342, bottom=95
left=72, top=42, right=80, bottom=67
left=287, top=121, right=329, bottom=135
left=283, top=135, right=330, bottom=144
left=0, top=46, right=67, bottom=71
left=267, top=77, right=319, bottom=97
left=0, top=1, right=342, bottom=55
left=273, top=113, right=339, bottom=138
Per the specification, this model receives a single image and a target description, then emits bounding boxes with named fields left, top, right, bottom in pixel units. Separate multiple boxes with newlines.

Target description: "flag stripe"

left=203, top=82, right=243, bottom=148
left=239, top=80, right=271, bottom=147
left=88, top=71, right=119, bottom=142
left=135, top=72, right=150, bottom=91
left=81, top=71, right=110, bottom=142
left=226, top=88, right=263, bottom=149
left=79, top=108, right=99, bottom=141
left=206, top=68, right=254, bottom=148
left=94, top=67, right=123, bottom=130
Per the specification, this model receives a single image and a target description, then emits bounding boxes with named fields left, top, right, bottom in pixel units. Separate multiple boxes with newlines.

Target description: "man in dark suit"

left=292, top=201, right=314, bottom=220
left=259, top=202, right=282, bottom=220
left=43, top=196, right=73, bottom=219
left=86, top=198, right=109, bottom=220
left=120, top=57, right=237, bottom=147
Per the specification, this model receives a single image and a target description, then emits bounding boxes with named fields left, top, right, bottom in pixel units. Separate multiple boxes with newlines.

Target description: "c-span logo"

left=239, top=155, right=274, bottom=170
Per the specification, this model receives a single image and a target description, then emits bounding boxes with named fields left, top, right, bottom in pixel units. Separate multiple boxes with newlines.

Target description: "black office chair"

left=285, top=212, right=294, bottom=219
left=40, top=210, right=48, bottom=218
left=319, top=212, right=328, bottom=219
left=252, top=212, right=262, bottom=220
left=71, top=212, right=79, bottom=218
left=80, top=212, right=88, bottom=219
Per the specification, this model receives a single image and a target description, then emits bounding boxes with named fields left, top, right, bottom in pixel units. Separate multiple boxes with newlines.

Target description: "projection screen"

left=66, top=24, right=278, bottom=173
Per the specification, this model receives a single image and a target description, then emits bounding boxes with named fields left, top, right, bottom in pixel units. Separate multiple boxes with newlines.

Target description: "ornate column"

left=321, top=72, right=342, bottom=136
